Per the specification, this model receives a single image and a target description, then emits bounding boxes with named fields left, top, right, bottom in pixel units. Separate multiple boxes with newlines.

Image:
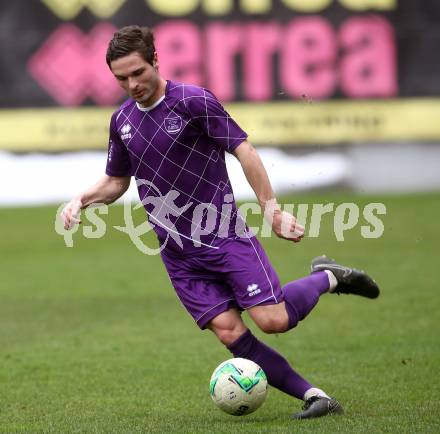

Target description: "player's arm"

left=61, top=175, right=130, bottom=230
left=233, top=140, right=304, bottom=242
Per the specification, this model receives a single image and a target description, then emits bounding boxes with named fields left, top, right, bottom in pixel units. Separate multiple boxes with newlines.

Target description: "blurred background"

left=1, top=0, right=440, bottom=205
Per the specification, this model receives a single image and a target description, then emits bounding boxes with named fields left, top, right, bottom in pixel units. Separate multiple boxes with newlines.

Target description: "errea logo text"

left=121, top=123, right=132, bottom=140
left=247, top=283, right=261, bottom=297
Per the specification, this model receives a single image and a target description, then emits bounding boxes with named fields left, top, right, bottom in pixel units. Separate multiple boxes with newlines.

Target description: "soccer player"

left=61, top=25, right=380, bottom=419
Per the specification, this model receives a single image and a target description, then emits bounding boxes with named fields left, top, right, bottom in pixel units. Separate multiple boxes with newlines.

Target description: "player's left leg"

left=258, top=255, right=380, bottom=332
left=223, top=234, right=333, bottom=333
left=247, top=271, right=331, bottom=333
left=226, top=236, right=379, bottom=334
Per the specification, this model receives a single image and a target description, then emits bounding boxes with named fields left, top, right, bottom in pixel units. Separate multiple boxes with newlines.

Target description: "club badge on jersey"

left=164, top=116, right=182, bottom=134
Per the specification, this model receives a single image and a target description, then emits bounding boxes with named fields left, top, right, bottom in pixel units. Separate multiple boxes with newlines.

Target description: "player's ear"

left=153, top=52, right=158, bottom=70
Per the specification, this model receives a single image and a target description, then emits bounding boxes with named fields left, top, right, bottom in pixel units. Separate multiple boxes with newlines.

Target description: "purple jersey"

left=106, top=81, right=248, bottom=254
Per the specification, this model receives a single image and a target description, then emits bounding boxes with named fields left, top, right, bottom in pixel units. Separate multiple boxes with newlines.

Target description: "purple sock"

left=282, top=271, right=330, bottom=329
left=227, top=329, right=312, bottom=400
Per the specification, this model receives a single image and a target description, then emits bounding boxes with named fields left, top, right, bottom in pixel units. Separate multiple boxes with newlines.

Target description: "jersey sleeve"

left=185, top=88, right=248, bottom=153
left=105, top=112, right=132, bottom=177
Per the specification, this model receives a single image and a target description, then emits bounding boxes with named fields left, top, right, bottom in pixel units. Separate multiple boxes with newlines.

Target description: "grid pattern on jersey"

left=108, top=82, right=248, bottom=250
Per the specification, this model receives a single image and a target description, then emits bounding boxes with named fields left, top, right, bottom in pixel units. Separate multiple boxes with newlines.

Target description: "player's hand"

left=60, top=198, right=83, bottom=230
left=270, top=209, right=305, bottom=243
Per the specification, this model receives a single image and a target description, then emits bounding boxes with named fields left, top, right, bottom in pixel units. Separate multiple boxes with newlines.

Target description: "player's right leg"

left=207, top=309, right=343, bottom=419
left=205, top=308, right=247, bottom=346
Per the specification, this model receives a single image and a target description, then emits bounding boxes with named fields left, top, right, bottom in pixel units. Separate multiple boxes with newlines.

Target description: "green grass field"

left=1, top=192, right=439, bottom=433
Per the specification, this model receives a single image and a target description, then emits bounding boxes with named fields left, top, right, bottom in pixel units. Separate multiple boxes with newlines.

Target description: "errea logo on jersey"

left=247, top=283, right=261, bottom=297
left=120, top=123, right=132, bottom=140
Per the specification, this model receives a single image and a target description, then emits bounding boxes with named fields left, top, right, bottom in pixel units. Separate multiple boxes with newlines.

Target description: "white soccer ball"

left=209, top=357, right=268, bottom=416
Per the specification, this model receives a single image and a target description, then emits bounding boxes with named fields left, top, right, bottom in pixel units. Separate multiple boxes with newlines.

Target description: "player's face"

left=111, top=51, right=163, bottom=106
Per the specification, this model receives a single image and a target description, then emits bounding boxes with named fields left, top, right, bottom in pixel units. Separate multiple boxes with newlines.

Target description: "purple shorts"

left=160, top=236, right=283, bottom=329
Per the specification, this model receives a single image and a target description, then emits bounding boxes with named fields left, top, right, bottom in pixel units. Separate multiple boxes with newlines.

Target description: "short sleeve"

left=186, top=88, right=248, bottom=153
left=105, top=112, right=132, bottom=177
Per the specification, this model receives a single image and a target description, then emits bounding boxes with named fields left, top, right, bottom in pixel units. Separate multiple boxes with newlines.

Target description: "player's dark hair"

left=106, top=25, right=156, bottom=68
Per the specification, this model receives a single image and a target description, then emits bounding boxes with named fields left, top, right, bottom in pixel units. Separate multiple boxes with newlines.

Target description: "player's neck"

left=139, top=78, right=167, bottom=108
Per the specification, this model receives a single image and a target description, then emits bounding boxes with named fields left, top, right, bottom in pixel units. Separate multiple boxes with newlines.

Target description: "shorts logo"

left=246, top=283, right=261, bottom=297
left=120, top=123, right=132, bottom=140
left=164, top=116, right=182, bottom=134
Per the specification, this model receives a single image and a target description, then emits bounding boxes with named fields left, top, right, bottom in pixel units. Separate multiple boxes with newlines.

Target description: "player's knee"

left=256, top=316, right=288, bottom=334
left=248, top=304, right=289, bottom=334
left=207, top=311, right=248, bottom=346
left=214, top=327, right=246, bottom=346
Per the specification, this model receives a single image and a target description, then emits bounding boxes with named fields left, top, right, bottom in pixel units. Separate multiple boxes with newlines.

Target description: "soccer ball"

left=209, top=358, right=268, bottom=416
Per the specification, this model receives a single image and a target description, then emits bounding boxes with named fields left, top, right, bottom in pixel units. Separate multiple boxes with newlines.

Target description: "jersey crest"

left=164, top=116, right=182, bottom=134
